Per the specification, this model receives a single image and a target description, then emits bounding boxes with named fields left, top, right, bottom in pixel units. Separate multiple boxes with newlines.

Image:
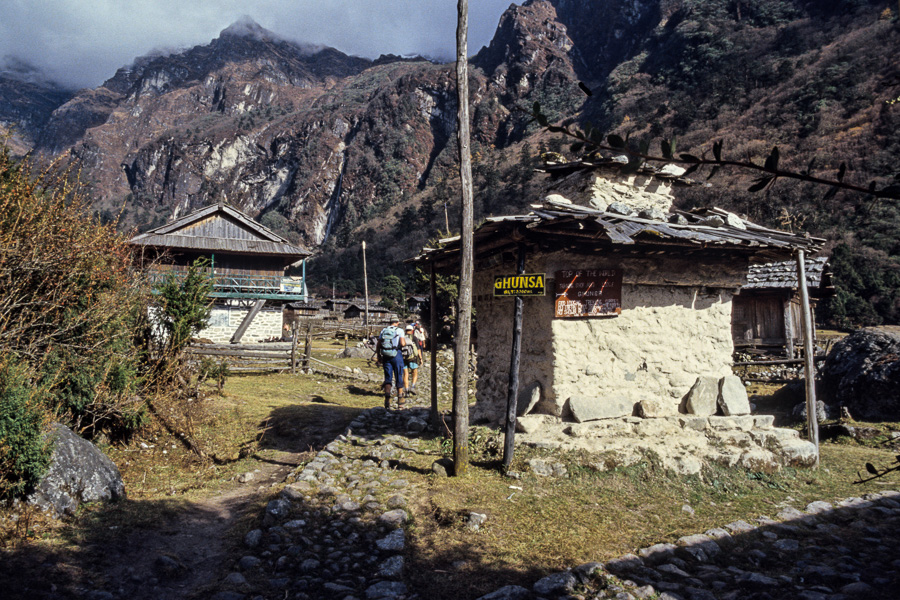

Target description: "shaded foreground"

left=2, top=368, right=900, bottom=599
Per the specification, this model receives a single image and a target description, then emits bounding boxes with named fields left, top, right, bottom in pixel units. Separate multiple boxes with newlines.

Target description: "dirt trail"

left=1, top=404, right=356, bottom=600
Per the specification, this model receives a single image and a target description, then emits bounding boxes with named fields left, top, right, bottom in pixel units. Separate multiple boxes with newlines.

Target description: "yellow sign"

left=493, top=273, right=546, bottom=297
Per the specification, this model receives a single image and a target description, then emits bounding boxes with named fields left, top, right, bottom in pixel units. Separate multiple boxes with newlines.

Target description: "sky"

left=0, top=0, right=516, bottom=89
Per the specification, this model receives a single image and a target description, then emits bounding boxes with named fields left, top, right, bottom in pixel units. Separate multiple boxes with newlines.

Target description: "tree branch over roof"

left=529, top=101, right=900, bottom=202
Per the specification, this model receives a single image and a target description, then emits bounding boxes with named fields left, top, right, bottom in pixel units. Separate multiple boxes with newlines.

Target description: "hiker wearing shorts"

left=402, top=323, right=422, bottom=395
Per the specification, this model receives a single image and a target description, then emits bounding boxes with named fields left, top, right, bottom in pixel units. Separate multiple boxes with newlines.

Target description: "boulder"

left=820, top=328, right=900, bottom=419
left=683, top=376, right=719, bottom=416
left=515, top=414, right=546, bottom=434
left=792, top=400, right=830, bottom=422
left=476, top=586, right=532, bottom=600
left=568, top=395, right=633, bottom=422
left=336, top=346, right=374, bottom=359
left=526, top=458, right=568, bottom=478
left=28, top=424, right=125, bottom=517
left=517, top=381, right=543, bottom=416
left=607, top=201, right=637, bottom=216
left=718, top=375, right=751, bottom=416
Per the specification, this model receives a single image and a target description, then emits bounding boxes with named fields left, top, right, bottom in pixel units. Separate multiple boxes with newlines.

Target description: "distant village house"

left=130, top=203, right=310, bottom=343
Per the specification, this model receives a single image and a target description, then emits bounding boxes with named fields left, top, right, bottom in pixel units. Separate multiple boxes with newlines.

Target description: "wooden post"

left=452, top=0, right=474, bottom=477
left=430, top=261, right=439, bottom=428
left=362, top=241, right=370, bottom=337
left=302, top=323, right=312, bottom=370
left=783, top=297, right=795, bottom=359
left=503, top=243, right=526, bottom=469
left=290, top=321, right=298, bottom=374
left=231, top=299, right=266, bottom=343
left=796, top=249, right=820, bottom=467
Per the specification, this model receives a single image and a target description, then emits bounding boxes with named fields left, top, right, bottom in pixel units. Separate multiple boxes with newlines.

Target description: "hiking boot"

left=384, top=395, right=391, bottom=410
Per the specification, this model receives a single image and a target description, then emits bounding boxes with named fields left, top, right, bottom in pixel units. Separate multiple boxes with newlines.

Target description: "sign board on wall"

left=554, top=269, right=622, bottom=317
left=494, top=273, right=546, bottom=297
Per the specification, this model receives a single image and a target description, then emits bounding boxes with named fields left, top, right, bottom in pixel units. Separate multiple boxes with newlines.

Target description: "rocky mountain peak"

left=219, top=15, right=280, bottom=42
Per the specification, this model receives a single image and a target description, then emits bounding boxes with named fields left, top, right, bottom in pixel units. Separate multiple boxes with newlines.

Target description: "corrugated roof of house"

left=410, top=199, right=824, bottom=268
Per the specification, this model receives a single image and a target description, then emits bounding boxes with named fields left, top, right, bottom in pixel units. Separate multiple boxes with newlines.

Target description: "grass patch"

left=402, top=428, right=900, bottom=600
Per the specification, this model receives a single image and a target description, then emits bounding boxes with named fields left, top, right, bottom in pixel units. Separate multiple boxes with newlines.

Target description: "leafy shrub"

left=0, top=358, right=50, bottom=501
left=154, top=258, right=213, bottom=355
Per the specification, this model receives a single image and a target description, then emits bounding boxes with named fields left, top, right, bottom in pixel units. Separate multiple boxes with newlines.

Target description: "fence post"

left=302, top=323, right=312, bottom=370
left=291, top=321, right=298, bottom=374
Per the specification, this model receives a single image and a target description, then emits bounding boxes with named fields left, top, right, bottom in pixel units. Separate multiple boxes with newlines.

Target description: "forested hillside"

left=2, top=0, right=898, bottom=326
left=575, top=0, right=900, bottom=326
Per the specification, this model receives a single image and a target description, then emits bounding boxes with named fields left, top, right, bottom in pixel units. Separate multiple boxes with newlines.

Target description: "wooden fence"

left=184, top=338, right=379, bottom=384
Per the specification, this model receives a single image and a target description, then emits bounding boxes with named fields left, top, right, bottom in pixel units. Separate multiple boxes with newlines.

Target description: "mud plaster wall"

left=472, top=250, right=749, bottom=425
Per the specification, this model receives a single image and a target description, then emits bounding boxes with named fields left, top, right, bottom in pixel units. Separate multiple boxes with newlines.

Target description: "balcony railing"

left=147, top=270, right=307, bottom=300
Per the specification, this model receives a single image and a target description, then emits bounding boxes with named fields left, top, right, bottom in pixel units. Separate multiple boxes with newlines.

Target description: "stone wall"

left=472, top=250, right=747, bottom=425
left=199, top=302, right=284, bottom=343
left=544, top=169, right=680, bottom=214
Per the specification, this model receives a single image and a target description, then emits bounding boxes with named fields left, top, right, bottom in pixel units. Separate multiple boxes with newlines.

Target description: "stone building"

left=415, top=162, right=825, bottom=472
left=130, top=203, right=310, bottom=343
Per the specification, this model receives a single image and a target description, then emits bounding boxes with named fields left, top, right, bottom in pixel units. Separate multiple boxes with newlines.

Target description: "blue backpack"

left=379, top=326, right=400, bottom=357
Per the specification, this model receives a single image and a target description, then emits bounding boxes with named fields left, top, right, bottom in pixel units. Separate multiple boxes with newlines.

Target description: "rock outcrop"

left=820, top=328, right=900, bottom=420
left=27, top=424, right=125, bottom=517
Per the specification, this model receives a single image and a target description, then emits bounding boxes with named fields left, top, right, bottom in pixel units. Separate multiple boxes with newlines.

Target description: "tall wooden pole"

left=452, top=0, right=474, bottom=477
left=430, top=261, right=439, bottom=429
left=362, top=241, right=370, bottom=337
left=796, top=249, right=820, bottom=467
left=503, top=243, right=526, bottom=469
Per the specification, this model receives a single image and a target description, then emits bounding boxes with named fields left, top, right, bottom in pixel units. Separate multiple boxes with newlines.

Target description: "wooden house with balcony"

left=130, top=203, right=311, bottom=343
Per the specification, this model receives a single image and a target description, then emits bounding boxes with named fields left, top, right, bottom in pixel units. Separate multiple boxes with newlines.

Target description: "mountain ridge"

left=2, top=1, right=898, bottom=324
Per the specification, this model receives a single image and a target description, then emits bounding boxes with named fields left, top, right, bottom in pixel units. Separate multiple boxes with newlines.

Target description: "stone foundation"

left=200, top=302, right=284, bottom=343
left=515, top=413, right=817, bottom=474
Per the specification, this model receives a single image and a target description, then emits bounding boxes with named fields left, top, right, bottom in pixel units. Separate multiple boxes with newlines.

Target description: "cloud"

left=0, top=0, right=513, bottom=89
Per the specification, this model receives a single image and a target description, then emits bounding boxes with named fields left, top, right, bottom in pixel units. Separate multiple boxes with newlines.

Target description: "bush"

left=0, top=358, right=51, bottom=501
left=154, top=258, right=213, bottom=355
left=0, top=147, right=148, bottom=443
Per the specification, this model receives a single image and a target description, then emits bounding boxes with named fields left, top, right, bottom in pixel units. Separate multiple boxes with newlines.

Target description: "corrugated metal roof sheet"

left=410, top=200, right=825, bottom=267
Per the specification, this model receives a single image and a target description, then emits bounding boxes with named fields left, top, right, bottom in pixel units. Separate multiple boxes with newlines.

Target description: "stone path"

left=209, top=406, right=430, bottom=600
left=208, top=405, right=900, bottom=600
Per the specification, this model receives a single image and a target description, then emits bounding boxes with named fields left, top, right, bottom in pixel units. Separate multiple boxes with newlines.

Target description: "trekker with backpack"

left=376, top=317, right=407, bottom=409
left=402, top=324, right=422, bottom=396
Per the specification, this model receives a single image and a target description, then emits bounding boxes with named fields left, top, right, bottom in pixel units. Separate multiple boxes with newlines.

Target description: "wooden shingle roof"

left=744, top=257, right=832, bottom=290
left=130, top=204, right=310, bottom=258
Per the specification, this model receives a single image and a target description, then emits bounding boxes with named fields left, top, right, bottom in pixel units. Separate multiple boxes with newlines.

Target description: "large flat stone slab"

left=568, top=396, right=634, bottom=423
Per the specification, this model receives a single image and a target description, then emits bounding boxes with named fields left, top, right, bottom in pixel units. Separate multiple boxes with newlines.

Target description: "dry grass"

left=6, top=355, right=900, bottom=600
left=401, top=427, right=900, bottom=600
